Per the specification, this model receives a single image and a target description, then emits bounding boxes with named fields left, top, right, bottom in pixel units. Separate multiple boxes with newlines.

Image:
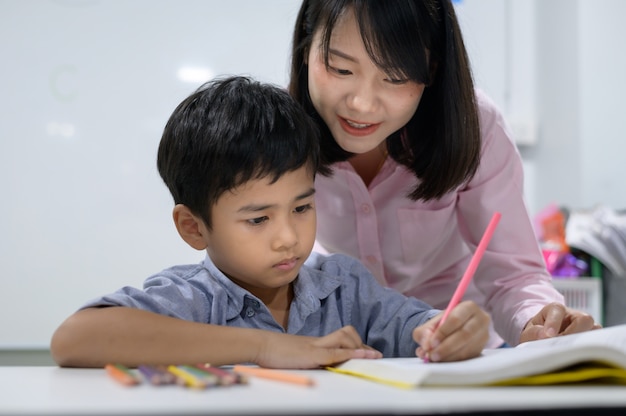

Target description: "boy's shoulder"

left=298, top=252, right=382, bottom=303
left=146, top=262, right=209, bottom=283
left=304, top=252, right=374, bottom=281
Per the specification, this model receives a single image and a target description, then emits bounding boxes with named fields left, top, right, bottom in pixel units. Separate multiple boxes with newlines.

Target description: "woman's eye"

left=329, top=66, right=352, bottom=76
left=385, top=77, right=409, bottom=85
left=247, top=216, right=268, bottom=226
left=294, top=203, right=313, bottom=214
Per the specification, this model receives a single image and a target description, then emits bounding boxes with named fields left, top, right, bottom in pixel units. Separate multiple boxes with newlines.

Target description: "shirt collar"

left=201, top=255, right=343, bottom=322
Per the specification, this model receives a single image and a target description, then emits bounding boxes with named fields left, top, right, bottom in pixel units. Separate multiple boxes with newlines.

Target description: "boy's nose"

left=272, top=222, right=298, bottom=250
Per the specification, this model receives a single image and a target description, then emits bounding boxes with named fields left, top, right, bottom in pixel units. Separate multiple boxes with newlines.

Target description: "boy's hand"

left=413, top=300, right=489, bottom=362
left=253, top=325, right=382, bottom=369
left=519, top=302, right=601, bottom=344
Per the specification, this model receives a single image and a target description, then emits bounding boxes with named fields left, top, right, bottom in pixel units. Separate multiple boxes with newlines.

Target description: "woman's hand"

left=519, top=302, right=602, bottom=344
left=413, top=300, right=490, bottom=362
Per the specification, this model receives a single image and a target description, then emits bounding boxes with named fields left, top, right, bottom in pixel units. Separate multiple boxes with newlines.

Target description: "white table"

left=1, top=366, right=626, bottom=415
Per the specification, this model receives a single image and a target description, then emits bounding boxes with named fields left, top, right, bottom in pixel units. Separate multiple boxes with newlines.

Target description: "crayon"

left=179, top=365, right=220, bottom=387
left=193, top=363, right=241, bottom=385
left=137, top=365, right=177, bottom=385
left=105, top=364, right=141, bottom=386
left=232, top=365, right=315, bottom=387
left=167, top=365, right=210, bottom=389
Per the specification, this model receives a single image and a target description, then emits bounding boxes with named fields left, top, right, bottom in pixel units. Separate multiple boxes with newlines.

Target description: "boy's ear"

left=172, top=204, right=208, bottom=250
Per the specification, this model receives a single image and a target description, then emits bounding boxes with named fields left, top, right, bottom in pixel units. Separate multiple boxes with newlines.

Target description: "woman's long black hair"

left=289, top=0, right=481, bottom=201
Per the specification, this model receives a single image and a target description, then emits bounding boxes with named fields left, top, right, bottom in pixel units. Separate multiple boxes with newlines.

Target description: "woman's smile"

left=338, top=116, right=381, bottom=136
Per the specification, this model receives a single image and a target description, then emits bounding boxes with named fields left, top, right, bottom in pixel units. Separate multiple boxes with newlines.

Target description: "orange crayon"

left=105, top=364, right=141, bottom=386
left=232, top=365, right=315, bottom=387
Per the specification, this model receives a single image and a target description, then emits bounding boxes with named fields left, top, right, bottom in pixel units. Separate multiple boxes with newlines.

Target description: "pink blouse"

left=313, top=90, right=563, bottom=347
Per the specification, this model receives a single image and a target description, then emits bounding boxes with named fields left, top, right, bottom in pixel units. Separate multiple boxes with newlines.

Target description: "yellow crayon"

left=167, top=365, right=208, bottom=389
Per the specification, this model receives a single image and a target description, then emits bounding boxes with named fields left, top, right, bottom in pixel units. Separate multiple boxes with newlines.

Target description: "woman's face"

left=307, top=9, right=425, bottom=154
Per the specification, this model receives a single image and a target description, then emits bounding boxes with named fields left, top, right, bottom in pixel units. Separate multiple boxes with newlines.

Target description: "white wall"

left=532, top=0, right=583, bottom=214
left=455, top=0, right=539, bottom=212
left=524, top=0, right=626, bottom=215
left=459, top=0, right=626, bottom=216
left=578, top=0, right=626, bottom=210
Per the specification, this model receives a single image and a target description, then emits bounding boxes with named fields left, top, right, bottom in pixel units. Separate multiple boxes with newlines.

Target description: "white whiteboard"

left=0, top=0, right=301, bottom=348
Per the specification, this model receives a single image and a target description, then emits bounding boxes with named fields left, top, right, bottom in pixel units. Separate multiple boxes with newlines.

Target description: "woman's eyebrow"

left=328, top=48, right=358, bottom=63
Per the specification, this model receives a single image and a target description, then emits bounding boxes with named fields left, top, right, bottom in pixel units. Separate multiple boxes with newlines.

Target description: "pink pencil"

left=438, top=211, right=502, bottom=326
left=423, top=212, right=501, bottom=363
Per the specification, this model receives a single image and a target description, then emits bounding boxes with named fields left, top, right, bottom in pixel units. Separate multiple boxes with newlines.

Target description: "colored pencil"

left=424, top=211, right=501, bottom=363
left=232, top=365, right=315, bottom=386
left=438, top=211, right=501, bottom=326
left=193, top=363, right=241, bottom=385
left=180, top=365, right=220, bottom=387
left=105, top=364, right=141, bottom=386
left=167, top=365, right=210, bottom=389
left=137, top=365, right=177, bottom=385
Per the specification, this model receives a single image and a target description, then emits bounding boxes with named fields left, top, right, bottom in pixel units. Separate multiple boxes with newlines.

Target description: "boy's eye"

left=247, top=216, right=268, bottom=226
left=294, top=203, right=313, bottom=214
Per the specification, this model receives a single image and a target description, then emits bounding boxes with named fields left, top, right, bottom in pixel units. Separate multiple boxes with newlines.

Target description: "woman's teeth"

left=346, top=119, right=372, bottom=128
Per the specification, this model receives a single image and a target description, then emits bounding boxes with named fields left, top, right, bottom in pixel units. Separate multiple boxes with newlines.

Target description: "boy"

left=51, top=76, right=489, bottom=368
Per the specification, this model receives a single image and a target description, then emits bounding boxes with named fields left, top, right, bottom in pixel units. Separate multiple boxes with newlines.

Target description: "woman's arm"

left=50, top=306, right=380, bottom=368
left=457, top=91, right=564, bottom=345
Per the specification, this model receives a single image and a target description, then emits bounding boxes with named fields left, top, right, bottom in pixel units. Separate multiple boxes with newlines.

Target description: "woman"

left=289, top=0, right=599, bottom=347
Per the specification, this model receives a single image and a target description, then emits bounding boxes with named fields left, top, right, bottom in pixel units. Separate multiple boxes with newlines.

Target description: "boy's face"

left=203, top=165, right=317, bottom=296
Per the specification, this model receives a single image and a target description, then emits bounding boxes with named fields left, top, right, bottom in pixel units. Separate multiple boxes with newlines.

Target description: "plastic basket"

left=551, top=277, right=603, bottom=324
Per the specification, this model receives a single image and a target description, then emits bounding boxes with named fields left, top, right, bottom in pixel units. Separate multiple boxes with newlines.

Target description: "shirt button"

left=246, top=308, right=255, bottom=318
left=361, top=204, right=371, bottom=213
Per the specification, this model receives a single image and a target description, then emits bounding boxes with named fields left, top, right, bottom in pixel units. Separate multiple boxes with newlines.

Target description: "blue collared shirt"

left=81, top=252, right=439, bottom=357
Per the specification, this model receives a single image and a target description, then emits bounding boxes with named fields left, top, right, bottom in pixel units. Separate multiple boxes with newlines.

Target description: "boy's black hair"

left=157, top=75, right=324, bottom=228
left=289, top=0, right=480, bottom=201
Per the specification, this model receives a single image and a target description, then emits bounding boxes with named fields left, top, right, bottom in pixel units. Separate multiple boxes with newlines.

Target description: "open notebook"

left=329, top=324, right=626, bottom=388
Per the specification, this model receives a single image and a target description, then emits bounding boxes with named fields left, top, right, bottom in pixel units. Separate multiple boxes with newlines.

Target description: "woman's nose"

left=347, top=80, right=379, bottom=114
